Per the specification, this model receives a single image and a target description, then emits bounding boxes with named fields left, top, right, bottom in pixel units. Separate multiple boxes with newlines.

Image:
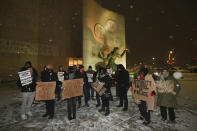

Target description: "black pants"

left=160, top=106, right=175, bottom=121
left=101, top=94, right=109, bottom=111
left=119, top=88, right=128, bottom=108
left=45, top=100, right=55, bottom=116
left=116, top=86, right=121, bottom=97
left=67, top=97, right=76, bottom=118
left=55, top=85, right=62, bottom=100
left=77, top=96, right=81, bottom=105
left=96, top=92, right=101, bottom=105
left=138, top=100, right=150, bottom=122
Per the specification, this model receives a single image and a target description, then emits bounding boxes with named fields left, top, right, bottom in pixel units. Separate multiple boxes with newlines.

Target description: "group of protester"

left=17, top=61, right=181, bottom=126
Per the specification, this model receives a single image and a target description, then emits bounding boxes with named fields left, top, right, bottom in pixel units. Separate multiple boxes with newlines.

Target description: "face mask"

left=163, top=73, right=169, bottom=78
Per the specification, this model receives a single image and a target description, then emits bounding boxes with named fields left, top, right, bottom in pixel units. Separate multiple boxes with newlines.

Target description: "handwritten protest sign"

left=132, top=80, right=154, bottom=104
left=62, top=79, right=83, bottom=99
left=91, top=80, right=106, bottom=96
left=155, top=80, right=174, bottom=93
left=35, top=82, right=56, bottom=101
left=18, top=70, right=32, bottom=86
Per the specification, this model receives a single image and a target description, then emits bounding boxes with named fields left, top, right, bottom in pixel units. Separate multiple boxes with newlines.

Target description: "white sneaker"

left=21, top=114, right=27, bottom=120
left=27, top=111, right=32, bottom=116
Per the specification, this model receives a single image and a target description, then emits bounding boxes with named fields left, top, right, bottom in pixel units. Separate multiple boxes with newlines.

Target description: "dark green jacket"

left=157, top=76, right=181, bottom=108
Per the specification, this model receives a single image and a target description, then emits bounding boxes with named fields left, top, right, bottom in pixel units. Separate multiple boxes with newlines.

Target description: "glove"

left=150, top=91, right=156, bottom=96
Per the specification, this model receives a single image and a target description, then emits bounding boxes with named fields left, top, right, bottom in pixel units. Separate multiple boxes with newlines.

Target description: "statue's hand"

left=125, top=48, right=130, bottom=53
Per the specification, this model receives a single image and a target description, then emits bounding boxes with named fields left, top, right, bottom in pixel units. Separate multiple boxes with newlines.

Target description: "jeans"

left=138, top=100, right=151, bottom=122
left=21, top=92, right=35, bottom=115
left=83, top=84, right=90, bottom=104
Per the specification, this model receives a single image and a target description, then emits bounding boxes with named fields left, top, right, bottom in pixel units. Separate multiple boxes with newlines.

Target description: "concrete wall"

left=0, top=0, right=82, bottom=81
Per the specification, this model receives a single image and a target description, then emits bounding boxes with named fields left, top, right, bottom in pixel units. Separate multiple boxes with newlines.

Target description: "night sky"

left=96, top=0, right=197, bottom=66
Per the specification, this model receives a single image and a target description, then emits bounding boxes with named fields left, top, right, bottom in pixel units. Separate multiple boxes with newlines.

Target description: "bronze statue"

left=96, top=47, right=129, bottom=72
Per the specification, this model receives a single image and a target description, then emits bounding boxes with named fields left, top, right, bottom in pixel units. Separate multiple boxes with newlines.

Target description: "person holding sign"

left=157, top=68, right=181, bottom=123
left=67, top=66, right=78, bottom=120
left=75, top=65, right=85, bottom=108
left=98, top=68, right=112, bottom=116
left=41, top=64, right=58, bottom=119
left=134, top=67, right=156, bottom=125
left=17, top=65, right=37, bottom=120
left=84, top=66, right=97, bottom=106
left=56, top=66, right=69, bottom=101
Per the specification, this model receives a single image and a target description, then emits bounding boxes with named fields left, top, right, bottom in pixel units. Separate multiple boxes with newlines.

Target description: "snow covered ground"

left=0, top=73, right=197, bottom=131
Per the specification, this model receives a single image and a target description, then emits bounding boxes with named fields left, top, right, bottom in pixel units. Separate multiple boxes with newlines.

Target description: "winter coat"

left=75, top=70, right=85, bottom=79
left=133, top=74, right=156, bottom=110
left=115, top=69, right=130, bottom=90
left=98, top=74, right=112, bottom=94
left=41, top=69, right=58, bottom=82
left=145, top=74, right=156, bottom=110
left=84, top=70, right=97, bottom=84
left=17, top=67, right=37, bottom=92
left=156, top=75, right=181, bottom=108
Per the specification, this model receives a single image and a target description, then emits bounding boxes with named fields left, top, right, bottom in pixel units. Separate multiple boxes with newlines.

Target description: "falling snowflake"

left=117, top=4, right=120, bottom=7
left=49, top=39, right=53, bottom=42
left=130, top=5, right=134, bottom=9
left=175, top=24, right=180, bottom=27
left=161, top=10, right=165, bottom=14
left=169, top=35, right=174, bottom=39
left=73, top=24, right=76, bottom=28
left=72, top=17, right=75, bottom=20
left=136, top=17, right=140, bottom=22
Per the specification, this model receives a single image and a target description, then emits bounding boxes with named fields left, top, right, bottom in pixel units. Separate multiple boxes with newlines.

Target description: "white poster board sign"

left=18, top=70, right=32, bottom=86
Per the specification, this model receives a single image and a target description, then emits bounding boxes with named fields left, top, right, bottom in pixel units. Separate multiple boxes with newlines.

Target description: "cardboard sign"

left=18, top=70, right=32, bottom=86
left=35, top=82, right=56, bottom=101
left=91, top=80, right=106, bottom=96
left=155, top=80, right=174, bottom=93
left=61, top=79, right=83, bottom=99
left=132, top=80, right=154, bottom=103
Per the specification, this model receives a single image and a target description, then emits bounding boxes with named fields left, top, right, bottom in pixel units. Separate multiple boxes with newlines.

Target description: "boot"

left=140, top=116, right=144, bottom=120
left=68, top=116, right=72, bottom=120
left=98, top=106, right=105, bottom=112
left=48, top=114, right=54, bottom=119
left=116, top=104, right=123, bottom=107
left=85, top=103, right=89, bottom=107
left=42, top=113, right=49, bottom=117
left=96, top=104, right=100, bottom=107
left=143, top=120, right=150, bottom=125
left=122, top=107, right=128, bottom=111
left=105, top=109, right=110, bottom=116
